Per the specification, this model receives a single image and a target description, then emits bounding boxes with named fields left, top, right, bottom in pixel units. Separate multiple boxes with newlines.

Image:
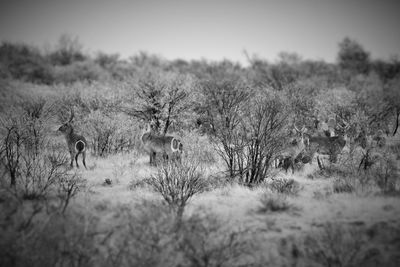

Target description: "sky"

left=0, top=0, right=399, bottom=65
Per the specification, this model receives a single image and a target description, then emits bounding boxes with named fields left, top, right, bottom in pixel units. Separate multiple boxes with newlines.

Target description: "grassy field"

left=2, top=100, right=400, bottom=265
left=61, top=145, right=400, bottom=266
left=1, top=49, right=400, bottom=265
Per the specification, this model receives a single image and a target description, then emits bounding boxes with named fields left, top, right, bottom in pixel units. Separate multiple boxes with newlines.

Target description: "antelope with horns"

left=305, top=117, right=349, bottom=169
left=141, top=123, right=183, bottom=165
left=58, top=109, right=87, bottom=169
left=275, top=124, right=309, bottom=174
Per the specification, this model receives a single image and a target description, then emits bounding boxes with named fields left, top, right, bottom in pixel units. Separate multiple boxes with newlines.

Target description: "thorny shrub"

left=258, top=192, right=293, bottom=213
left=299, top=222, right=390, bottom=267
left=0, top=201, right=103, bottom=267
left=105, top=202, right=257, bottom=267
left=268, top=178, right=302, bottom=196
left=146, top=158, right=206, bottom=220
left=332, top=178, right=355, bottom=193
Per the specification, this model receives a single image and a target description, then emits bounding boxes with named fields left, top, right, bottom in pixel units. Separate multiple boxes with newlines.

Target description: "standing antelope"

left=275, top=124, right=309, bottom=174
left=58, top=109, right=87, bottom=169
left=141, top=123, right=183, bottom=165
left=305, top=118, right=349, bottom=169
left=357, top=129, right=386, bottom=171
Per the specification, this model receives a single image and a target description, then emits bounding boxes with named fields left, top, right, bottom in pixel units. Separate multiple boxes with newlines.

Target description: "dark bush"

left=0, top=42, right=53, bottom=84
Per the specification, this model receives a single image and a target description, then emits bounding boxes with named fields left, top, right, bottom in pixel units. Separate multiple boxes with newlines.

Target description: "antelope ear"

left=68, top=108, right=75, bottom=123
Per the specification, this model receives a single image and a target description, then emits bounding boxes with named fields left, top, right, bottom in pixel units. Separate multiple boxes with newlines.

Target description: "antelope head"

left=334, top=117, right=350, bottom=137
left=58, top=108, right=75, bottom=135
left=293, top=124, right=308, bottom=146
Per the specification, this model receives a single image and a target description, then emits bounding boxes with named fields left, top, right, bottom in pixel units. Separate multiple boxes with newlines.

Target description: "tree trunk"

left=10, top=172, right=16, bottom=187
left=393, top=110, right=399, bottom=136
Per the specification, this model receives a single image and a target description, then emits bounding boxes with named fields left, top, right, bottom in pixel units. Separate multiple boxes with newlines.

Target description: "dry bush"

left=0, top=42, right=53, bottom=84
left=122, top=72, right=194, bottom=134
left=277, top=221, right=400, bottom=266
left=352, top=152, right=398, bottom=194
left=128, top=177, right=152, bottom=190
left=102, top=202, right=257, bottom=267
left=0, top=111, right=28, bottom=187
left=52, top=60, right=109, bottom=84
left=0, top=194, right=101, bottom=267
left=0, top=105, right=86, bottom=215
left=268, top=178, right=302, bottom=196
left=372, top=152, right=399, bottom=193
left=18, top=97, right=55, bottom=156
left=332, top=178, right=355, bottom=193
left=103, top=200, right=178, bottom=267
left=179, top=210, right=255, bottom=267
left=84, top=111, right=139, bottom=157
left=1, top=147, right=86, bottom=214
left=258, top=192, right=293, bottom=213
left=56, top=171, right=86, bottom=214
left=299, top=222, right=386, bottom=267
left=17, top=149, right=69, bottom=200
left=202, top=174, right=230, bottom=192
left=85, top=110, right=118, bottom=156
left=146, top=158, right=206, bottom=219
left=0, top=123, right=85, bottom=207
left=204, top=84, right=289, bottom=184
left=54, top=87, right=140, bottom=157
left=180, top=130, right=217, bottom=166
left=235, top=92, right=290, bottom=185
left=0, top=104, right=67, bottom=189
left=197, top=79, right=251, bottom=179
left=311, top=147, right=399, bottom=195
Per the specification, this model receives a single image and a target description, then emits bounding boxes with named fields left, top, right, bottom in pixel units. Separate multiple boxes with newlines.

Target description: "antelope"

left=275, top=124, right=309, bottom=174
left=305, top=117, right=349, bottom=169
left=141, top=123, right=183, bottom=165
left=58, top=109, right=87, bottom=169
left=357, top=129, right=386, bottom=171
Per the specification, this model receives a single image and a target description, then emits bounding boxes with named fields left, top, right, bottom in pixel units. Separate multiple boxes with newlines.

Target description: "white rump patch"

left=75, top=140, right=85, bottom=152
left=171, top=138, right=178, bottom=152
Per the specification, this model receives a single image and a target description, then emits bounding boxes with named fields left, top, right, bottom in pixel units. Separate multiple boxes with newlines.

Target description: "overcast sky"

left=0, top=0, right=399, bottom=65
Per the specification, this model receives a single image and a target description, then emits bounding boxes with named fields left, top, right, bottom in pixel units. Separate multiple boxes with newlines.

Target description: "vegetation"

left=1, top=35, right=400, bottom=266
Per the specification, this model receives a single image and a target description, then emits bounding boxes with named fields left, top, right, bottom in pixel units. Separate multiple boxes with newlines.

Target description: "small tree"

left=0, top=42, right=53, bottom=84
left=0, top=112, right=28, bottom=187
left=235, top=91, right=289, bottom=184
left=49, top=34, right=86, bottom=66
left=337, top=37, right=370, bottom=75
left=123, top=72, right=192, bottom=134
left=146, top=159, right=206, bottom=223
left=198, top=79, right=250, bottom=179
left=85, top=110, right=118, bottom=157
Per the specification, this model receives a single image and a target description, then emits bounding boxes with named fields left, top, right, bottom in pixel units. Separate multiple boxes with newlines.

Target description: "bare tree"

left=0, top=113, right=28, bottom=187
left=198, top=79, right=250, bottom=179
left=235, top=92, right=289, bottom=184
left=122, top=72, right=192, bottom=134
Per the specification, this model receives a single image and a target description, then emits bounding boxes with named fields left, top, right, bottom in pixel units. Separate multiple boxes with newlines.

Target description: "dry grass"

left=2, top=146, right=400, bottom=266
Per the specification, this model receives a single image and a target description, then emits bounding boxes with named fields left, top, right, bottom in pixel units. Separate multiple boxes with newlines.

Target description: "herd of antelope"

left=59, top=109, right=385, bottom=173
left=58, top=110, right=183, bottom=168
left=274, top=116, right=387, bottom=173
